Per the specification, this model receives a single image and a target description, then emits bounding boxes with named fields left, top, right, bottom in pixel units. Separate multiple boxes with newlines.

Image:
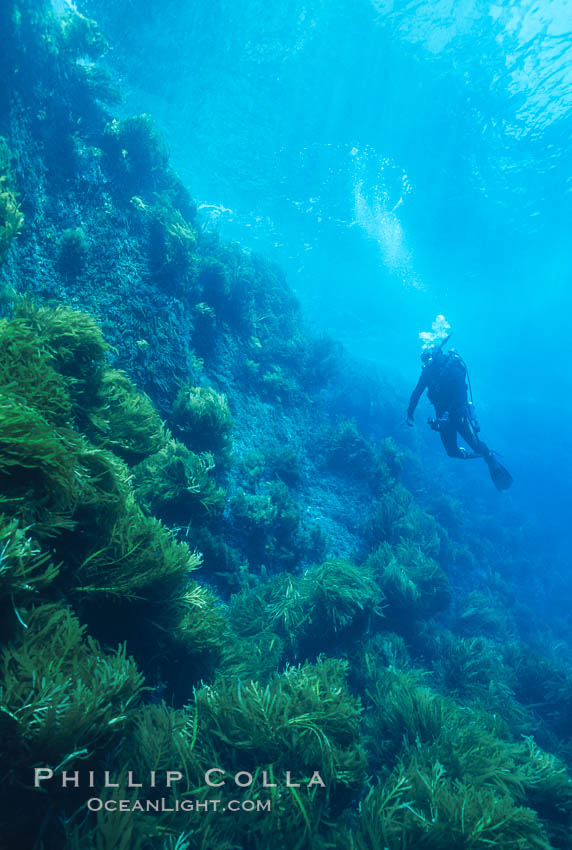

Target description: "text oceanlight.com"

left=87, top=797, right=272, bottom=813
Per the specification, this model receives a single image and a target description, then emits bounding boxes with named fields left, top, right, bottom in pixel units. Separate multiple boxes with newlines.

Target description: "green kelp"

left=429, top=631, right=529, bottom=727
left=0, top=515, right=58, bottom=600
left=15, top=302, right=111, bottom=418
left=173, top=582, right=229, bottom=666
left=88, top=368, right=165, bottom=462
left=230, top=482, right=301, bottom=569
left=323, top=418, right=376, bottom=480
left=0, top=310, right=162, bottom=576
left=0, top=300, right=233, bottom=845
left=362, top=482, right=443, bottom=558
left=130, top=192, right=196, bottom=276
left=103, top=114, right=170, bottom=190
left=456, top=587, right=516, bottom=638
left=350, top=739, right=572, bottom=850
left=229, top=478, right=326, bottom=573
left=59, top=7, right=106, bottom=59
left=350, top=760, right=553, bottom=850
left=0, top=603, right=143, bottom=768
left=174, top=384, right=233, bottom=465
left=365, top=540, right=450, bottom=624
left=113, top=658, right=366, bottom=850
left=69, top=499, right=198, bottom=601
left=356, top=666, right=572, bottom=849
left=0, top=393, right=85, bottom=534
left=0, top=303, right=200, bottom=592
left=0, top=318, right=71, bottom=424
left=297, top=559, right=384, bottom=637
left=0, top=603, right=144, bottom=841
left=229, top=558, right=383, bottom=663
left=133, top=437, right=225, bottom=523
left=361, top=483, right=412, bottom=545
left=58, top=227, right=89, bottom=276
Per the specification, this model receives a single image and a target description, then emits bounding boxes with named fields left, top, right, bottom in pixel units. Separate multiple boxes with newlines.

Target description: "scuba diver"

left=406, top=337, right=513, bottom=490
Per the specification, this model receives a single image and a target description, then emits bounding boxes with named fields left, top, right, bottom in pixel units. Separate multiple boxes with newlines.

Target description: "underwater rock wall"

left=1, top=2, right=572, bottom=848
left=0, top=0, right=406, bottom=572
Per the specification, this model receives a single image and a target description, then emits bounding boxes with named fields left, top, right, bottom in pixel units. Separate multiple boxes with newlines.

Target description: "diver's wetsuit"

left=407, top=351, right=490, bottom=459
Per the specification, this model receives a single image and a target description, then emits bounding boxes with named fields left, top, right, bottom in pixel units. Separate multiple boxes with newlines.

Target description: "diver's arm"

left=407, top=372, right=427, bottom=424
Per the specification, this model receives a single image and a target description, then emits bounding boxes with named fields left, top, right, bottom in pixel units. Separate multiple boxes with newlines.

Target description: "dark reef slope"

left=1, top=2, right=572, bottom=849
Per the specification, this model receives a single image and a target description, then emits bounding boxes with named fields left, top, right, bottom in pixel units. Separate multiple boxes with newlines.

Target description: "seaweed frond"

left=0, top=603, right=144, bottom=771
left=173, top=385, right=233, bottom=464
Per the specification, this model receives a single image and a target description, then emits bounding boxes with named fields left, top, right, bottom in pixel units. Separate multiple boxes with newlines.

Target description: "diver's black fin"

left=486, top=454, right=513, bottom=490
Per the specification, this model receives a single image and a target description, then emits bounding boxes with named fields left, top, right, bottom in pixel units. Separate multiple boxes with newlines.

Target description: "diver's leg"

left=457, top=417, right=513, bottom=488
left=439, top=420, right=464, bottom=457
left=457, top=417, right=490, bottom=457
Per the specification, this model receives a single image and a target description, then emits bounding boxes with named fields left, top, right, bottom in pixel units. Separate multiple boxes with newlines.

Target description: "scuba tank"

left=436, top=335, right=479, bottom=431
left=426, top=335, right=480, bottom=433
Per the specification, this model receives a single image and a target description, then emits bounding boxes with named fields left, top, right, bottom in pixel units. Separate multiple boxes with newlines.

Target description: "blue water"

left=84, top=0, right=572, bottom=552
